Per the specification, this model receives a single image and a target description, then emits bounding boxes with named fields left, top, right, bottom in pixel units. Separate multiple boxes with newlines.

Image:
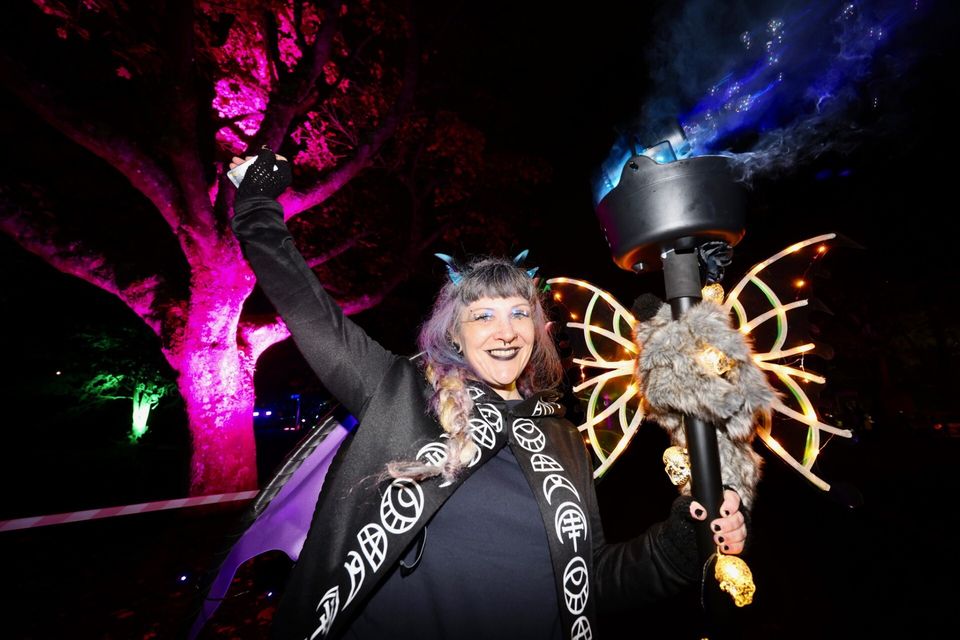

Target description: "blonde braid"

left=385, top=361, right=477, bottom=483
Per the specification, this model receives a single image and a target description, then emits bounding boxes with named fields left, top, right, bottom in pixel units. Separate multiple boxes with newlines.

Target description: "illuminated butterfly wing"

left=722, top=233, right=853, bottom=491
left=546, top=278, right=643, bottom=478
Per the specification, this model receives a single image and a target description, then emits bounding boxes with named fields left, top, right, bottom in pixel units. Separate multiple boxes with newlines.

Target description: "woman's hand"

left=689, top=489, right=747, bottom=554
left=232, top=148, right=292, bottom=201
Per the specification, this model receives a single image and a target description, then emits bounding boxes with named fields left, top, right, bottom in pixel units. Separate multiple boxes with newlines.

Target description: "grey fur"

left=633, top=300, right=776, bottom=509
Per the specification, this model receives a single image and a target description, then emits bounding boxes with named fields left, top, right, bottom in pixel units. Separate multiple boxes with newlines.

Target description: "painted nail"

left=713, top=524, right=721, bottom=532
left=694, top=508, right=704, bottom=518
left=724, top=509, right=731, bottom=516
left=718, top=536, right=725, bottom=543
left=723, top=545, right=729, bottom=551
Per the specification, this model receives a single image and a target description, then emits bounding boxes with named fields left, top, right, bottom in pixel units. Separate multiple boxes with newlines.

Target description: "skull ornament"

left=662, top=446, right=691, bottom=487
left=715, top=553, right=756, bottom=607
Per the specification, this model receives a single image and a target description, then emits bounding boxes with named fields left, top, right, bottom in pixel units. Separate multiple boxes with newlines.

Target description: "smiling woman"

left=217, top=149, right=749, bottom=640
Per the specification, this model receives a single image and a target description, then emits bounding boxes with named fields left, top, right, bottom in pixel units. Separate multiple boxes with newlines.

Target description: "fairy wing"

left=723, top=233, right=853, bottom=492
left=546, top=277, right=644, bottom=479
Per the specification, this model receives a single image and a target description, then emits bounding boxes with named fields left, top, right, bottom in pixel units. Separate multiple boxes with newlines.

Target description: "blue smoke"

left=593, top=0, right=926, bottom=205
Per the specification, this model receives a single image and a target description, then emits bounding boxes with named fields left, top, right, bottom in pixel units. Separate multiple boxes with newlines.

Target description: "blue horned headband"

left=434, top=251, right=538, bottom=286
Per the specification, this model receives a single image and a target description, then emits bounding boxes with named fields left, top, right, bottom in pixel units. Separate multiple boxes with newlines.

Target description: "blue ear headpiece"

left=435, top=250, right=538, bottom=286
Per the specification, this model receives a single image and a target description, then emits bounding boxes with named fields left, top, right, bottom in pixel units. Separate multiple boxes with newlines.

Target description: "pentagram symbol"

left=477, top=403, right=504, bottom=432
left=380, top=479, right=425, bottom=534
left=416, top=441, right=448, bottom=466
left=468, top=418, right=497, bottom=449
left=357, top=523, right=388, bottom=571
left=531, top=453, right=564, bottom=473
left=543, top=473, right=581, bottom=505
left=570, top=616, right=593, bottom=640
left=467, top=385, right=484, bottom=400
left=562, top=556, right=589, bottom=615
left=311, top=586, right=340, bottom=638
left=343, top=551, right=365, bottom=609
left=512, top=418, right=546, bottom=452
left=554, top=501, right=588, bottom=552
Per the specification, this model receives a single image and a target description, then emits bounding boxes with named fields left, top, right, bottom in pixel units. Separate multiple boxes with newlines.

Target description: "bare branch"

left=279, top=24, right=419, bottom=220
left=239, top=318, right=291, bottom=363
left=0, top=54, right=185, bottom=238
left=306, top=230, right=373, bottom=268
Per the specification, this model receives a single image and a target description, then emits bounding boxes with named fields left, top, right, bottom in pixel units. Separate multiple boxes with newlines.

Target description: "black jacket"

left=232, top=196, right=699, bottom=640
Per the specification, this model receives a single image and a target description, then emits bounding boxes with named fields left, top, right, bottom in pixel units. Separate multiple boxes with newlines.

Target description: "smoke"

left=635, top=0, right=925, bottom=183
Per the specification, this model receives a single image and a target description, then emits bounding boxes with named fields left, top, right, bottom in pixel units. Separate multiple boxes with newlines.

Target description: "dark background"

left=2, top=1, right=959, bottom=638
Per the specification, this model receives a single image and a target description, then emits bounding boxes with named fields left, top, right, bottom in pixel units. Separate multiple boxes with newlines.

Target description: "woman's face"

left=456, top=296, right=535, bottom=400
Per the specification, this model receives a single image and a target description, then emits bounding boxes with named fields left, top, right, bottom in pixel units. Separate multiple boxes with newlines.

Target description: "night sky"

left=1, top=1, right=959, bottom=638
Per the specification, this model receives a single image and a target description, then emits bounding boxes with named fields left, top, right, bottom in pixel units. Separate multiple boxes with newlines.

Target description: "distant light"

left=267, top=591, right=274, bottom=598
left=569, top=312, right=578, bottom=320
left=55, top=371, right=62, bottom=376
left=301, top=418, right=306, bottom=422
left=553, top=292, right=562, bottom=301
left=253, top=411, right=260, bottom=417
left=179, top=574, right=188, bottom=582
left=817, top=245, right=827, bottom=254
left=265, top=410, right=272, bottom=416
left=290, top=393, right=300, bottom=400
left=794, top=279, right=806, bottom=288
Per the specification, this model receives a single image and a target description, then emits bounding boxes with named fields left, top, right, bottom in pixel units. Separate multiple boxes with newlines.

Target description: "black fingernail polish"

left=723, top=545, right=729, bottom=551
left=718, top=536, right=725, bottom=543
left=695, top=508, right=704, bottom=517
left=713, top=524, right=721, bottom=532
left=724, top=509, right=730, bottom=516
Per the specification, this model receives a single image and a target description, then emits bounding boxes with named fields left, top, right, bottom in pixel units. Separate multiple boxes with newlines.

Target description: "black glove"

left=236, top=148, right=292, bottom=201
left=656, top=495, right=701, bottom=581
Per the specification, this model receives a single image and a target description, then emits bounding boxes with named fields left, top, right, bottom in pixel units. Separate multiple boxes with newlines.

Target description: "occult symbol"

left=477, top=403, right=504, bottom=432
left=531, top=453, right=564, bottom=473
left=343, top=551, right=365, bottom=609
left=357, top=523, right=388, bottom=571
left=310, top=586, right=340, bottom=639
left=555, top=501, right=588, bottom=552
left=468, top=418, right=497, bottom=449
left=543, top=473, right=581, bottom=505
left=416, top=442, right=448, bottom=467
left=562, top=556, right=590, bottom=614
left=533, top=400, right=558, bottom=416
left=570, top=616, right=593, bottom=640
left=466, top=385, right=484, bottom=400
left=380, top=479, right=425, bottom=534
left=512, top=418, right=546, bottom=452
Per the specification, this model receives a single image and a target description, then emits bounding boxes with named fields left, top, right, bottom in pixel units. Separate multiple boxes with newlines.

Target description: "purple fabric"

left=189, top=424, right=350, bottom=639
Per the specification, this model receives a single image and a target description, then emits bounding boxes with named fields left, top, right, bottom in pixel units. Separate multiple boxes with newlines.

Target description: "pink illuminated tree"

left=0, top=1, right=538, bottom=494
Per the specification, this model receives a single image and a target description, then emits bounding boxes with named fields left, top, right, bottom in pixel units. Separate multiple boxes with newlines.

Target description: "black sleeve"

left=580, top=447, right=699, bottom=610
left=231, top=196, right=398, bottom=419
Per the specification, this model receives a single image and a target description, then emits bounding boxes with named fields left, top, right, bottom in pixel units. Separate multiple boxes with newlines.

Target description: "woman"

left=229, top=150, right=747, bottom=640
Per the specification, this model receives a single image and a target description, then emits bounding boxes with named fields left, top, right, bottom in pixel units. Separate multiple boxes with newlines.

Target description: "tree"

left=1, top=1, right=551, bottom=494
left=0, top=0, right=424, bottom=494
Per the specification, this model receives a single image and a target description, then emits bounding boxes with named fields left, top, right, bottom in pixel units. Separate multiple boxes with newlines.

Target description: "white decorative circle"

left=571, top=615, right=593, bottom=640
left=477, top=403, right=504, bottom=432
left=554, top=501, right=588, bottom=552
left=562, top=556, right=590, bottom=615
left=343, top=551, right=365, bottom=609
left=416, top=441, right=448, bottom=466
left=379, top=479, right=425, bottom=535
left=357, top=523, right=388, bottom=571
left=468, top=418, right=497, bottom=449
left=512, top=418, right=546, bottom=452
left=531, top=453, right=564, bottom=473
left=543, top=473, right=581, bottom=505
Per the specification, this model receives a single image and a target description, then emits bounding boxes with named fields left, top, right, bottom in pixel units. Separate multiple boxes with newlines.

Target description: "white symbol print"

left=469, top=418, right=497, bottom=449
left=512, top=418, right=546, bottom=452
left=571, top=616, right=593, bottom=640
left=309, top=586, right=340, bottom=639
left=554, top=501, right=588, bottom=552
left=562, top=556, right=589, bottom=614
left=477, top=403, right=504, bottom=432
left=533, top=399, right=557, bottom=416
left=357, top=524, right=388, bottom=571
left=380, top=478, right=425, bottom=534
left=343, top=551, right=365, bottom=609
left=543, top=473, right=581, bottom=505
left=531, top=453, right=564, bottom=473
left=416, top=442, right=448, bottom=466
